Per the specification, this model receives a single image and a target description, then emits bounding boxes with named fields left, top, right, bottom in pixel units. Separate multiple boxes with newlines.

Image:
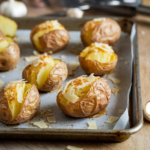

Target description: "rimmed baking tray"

left=0, top=17, right=143, bottom=142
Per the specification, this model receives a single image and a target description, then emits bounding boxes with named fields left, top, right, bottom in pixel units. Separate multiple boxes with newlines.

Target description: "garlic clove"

left=67, top=8, right=84, bottom=18
left=144, top=101, right=150, bottom=121
left=0, top=0, right=27, bottom=18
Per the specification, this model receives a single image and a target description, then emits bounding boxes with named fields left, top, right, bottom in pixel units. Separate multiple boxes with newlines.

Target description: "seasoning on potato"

left=30, top=20, right=70, bottom=53
left=79, top=42, right=118, bottom=76
left=57, top=74, right=111, bottom=118
left=0, top=81, right=40, bottom=124
left=0, top=32, right=20, bottom=71
left=81, top=18, right=121, bottom=46
left=22, top=54, right=68, bottom=92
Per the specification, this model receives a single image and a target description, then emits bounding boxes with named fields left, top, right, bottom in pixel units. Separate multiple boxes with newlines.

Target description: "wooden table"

left=1, top=1, right=150, bottom=150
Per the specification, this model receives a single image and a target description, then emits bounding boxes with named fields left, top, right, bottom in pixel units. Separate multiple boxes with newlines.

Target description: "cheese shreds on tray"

left=47, top=109, right=52, bottom=112
left=67, top=145, right=83, bottom=150
left=108, top=77, right=120, bottom=84
left=47, top=116, right=56, bottom=123
left=111, top=86, right=121, bottom=96
left=60, top=55, right=67, bottom=59
left=87, top=121, right=97, bottom=129
left=125, top=61, right=128, bottom=65
left=33, top=120, right=48, bottom=128
left=119, top=109, right=124, bottom=114
left=119, top=57, right=123, bottom=60
left=25, top=55, right=38, bottom=62
left=0, top=80, right=4, bottom=87
left=105, top=116, right=119, bottom=124
left=33, top=50, right=41, bottom=56
left=68, top=61, right=79, bottom=71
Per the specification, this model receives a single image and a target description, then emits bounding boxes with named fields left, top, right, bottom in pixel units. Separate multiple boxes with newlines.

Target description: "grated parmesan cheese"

left=108, top=77, right=120, bottom=84
left=105, top=116, right=119, bottom=123
left=93, top=17, right=105, bottom=22
left=60, top=55, right=67, bottom=59
left=87, top=121, right=97, bottom=129
left=47, top=116, right=56, bottom=123
left=67, top=145, right=83, bottom=150
left=68, top=61, right=79, bottom=71
left=94, top=43, right=114, bottom=53
left=0, top=80, right=4, bottom=87
left=111, top=86, right=121, bottom=96
left=125, top=61, right=128, bottom=65
left=33, top=120, right=48, bottom=128
left=33, top=50, right=41, bottom=56
left=25, top=55, right=38, bottom=62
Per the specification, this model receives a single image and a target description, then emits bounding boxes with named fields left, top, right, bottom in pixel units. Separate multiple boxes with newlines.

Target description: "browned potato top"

left=79, top=43, right=118, bottom=76
left=81, top=18, right=121, bottom=46
left=57, top=74, right=111, bottom=117
left=22, top=54, right=68, bottom=92
left=0, top=81, right=40, bottom=124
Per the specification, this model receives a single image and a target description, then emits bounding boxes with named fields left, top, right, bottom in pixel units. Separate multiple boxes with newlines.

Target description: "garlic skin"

left=67, top=8, right=84, bottom=18
left=0, top=0, right=27, bottom=17
left=144, top=101, right=150, bottom=121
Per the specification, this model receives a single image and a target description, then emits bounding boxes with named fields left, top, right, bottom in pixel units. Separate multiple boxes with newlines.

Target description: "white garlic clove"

left=67, top=8, right=84, bottom=18
left=0, top=0, right=27, bottom=18
left=144, top=101, right=150, bottom=121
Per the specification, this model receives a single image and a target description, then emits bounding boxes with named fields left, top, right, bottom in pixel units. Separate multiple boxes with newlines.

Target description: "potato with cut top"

left=57, top=74, right=111, bottom=118
left=0, top=32, right=20, bottom=71
left=0, top=81, right=40, bottom=124
left=22, top=54, right=68, bottom=92
left=81, top=18, right=121, bottom=47
left=30, top=20, right=70, bottom=53
left=79, top=42, right=118, bottom=76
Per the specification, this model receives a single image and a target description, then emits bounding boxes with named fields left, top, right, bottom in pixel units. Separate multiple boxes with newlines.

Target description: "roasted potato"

left=30, top=20, right=70, bottom=53
left=0, top=15, right=18, bottom=37
left=81, top=18, right=121, bottom=47
left=57, top=74, right=111, bottom=118
left=0, top=81, right=40, bottom=124
left=0, top=35, right=20, bottom=71
left=22, top=54, right=68, bottom=92
left=79, top=42, right=118, bottom=76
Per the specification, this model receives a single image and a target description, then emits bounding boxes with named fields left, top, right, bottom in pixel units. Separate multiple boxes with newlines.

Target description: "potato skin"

left=79, top=55, right=118, bottom=76
left=22, top=61, right=68, bottom=92
left=30, top=28, right=70, bottom=53
left=57, top=78, right=111, bottom=118
left=0, top=43, right=20, bottom=71
left=0, top=84, right=40, bottom=125
left=38, top=30, right=70, bottom=53
left=81, top=18, right=121, bottom=46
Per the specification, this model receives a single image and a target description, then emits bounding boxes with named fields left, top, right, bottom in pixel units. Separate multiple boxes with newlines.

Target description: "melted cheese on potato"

left=0, top=38, right=10, bottom=52
left=60, top=74, right=100, bottom=104
left=80, top=43, right=117, bottom=63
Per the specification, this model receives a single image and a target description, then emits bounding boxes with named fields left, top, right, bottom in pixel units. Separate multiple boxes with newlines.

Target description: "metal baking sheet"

left=0, top=17, right=143, bottom=141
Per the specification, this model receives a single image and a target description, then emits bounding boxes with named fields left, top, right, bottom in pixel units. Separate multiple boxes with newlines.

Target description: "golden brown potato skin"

left=0, top=43, right=20, bottom=71
left=0, top=84, right=40, bottom=125
left=30, top=28, right=70, bottom=53
left=81, top=18, right=121, bottom=46
left=38, top=30, right=70, bottom=53
left=57, top=78, right=111, bottom=118
left=22, top=61, right=68, bottom=92
left=79, top=55, right=118, bottom=76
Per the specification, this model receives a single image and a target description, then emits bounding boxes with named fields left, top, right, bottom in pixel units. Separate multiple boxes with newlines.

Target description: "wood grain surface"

left=0, top=0, right=150, bottom=150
